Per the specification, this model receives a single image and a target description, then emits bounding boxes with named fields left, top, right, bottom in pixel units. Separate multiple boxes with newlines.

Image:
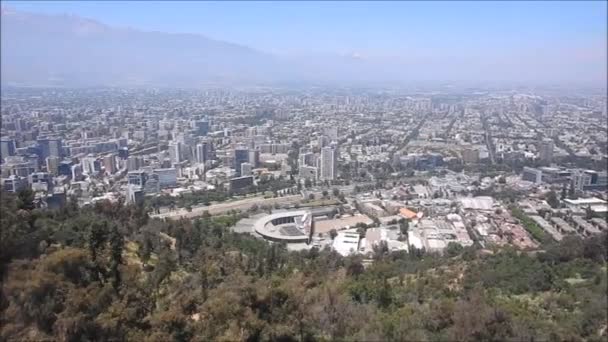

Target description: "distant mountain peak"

left=1, top=7, right=289, bottom=87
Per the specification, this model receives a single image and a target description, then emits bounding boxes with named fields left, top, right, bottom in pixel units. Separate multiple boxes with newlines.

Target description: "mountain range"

left=1, top=7, right=301, bottom=87
left=2, top=7, right=605, bottom=88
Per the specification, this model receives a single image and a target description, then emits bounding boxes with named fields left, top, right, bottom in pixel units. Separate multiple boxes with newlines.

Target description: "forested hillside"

left=1, top=190, right=606, bottom=341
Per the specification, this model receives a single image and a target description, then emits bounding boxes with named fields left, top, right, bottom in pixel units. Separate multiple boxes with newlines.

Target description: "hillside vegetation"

left=1, top=190, right=606, bottom=341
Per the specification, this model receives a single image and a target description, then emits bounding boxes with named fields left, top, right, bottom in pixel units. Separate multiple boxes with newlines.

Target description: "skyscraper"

left=195, top=142, right=209, bottom=164
left=0, top=139, right=16, bottom=162
left=248, top=149, right=260, bottom=168
left=234, top=148, right=249, bottom=177
left=37, top=138, right=62, bottom=161
left=193, top=120, right=209, bottom=136
left=539, top=138, right=554, bottom=162
left=46, top=156, right=60, bottom=175
left=103, top=155, right=117, bottom=175
left=169, top=141, right=183, bottom=164
left=320, top=146, right=337, bottom=181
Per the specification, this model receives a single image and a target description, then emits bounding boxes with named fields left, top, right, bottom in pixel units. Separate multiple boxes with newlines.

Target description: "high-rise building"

left=58, top=161, right=73, bottom=177
left=299, top=152, right=316, bottom=167
left=0, top=139, right=16, bottom=162
left=193, top=120, right=209, bottom=136
left=169, top=141, right=183, bottom=163
left=71, top=164, right=83, bottom=181
left=37, top=138, right=63, bottom=161
left=103, top=155, right=117, bottom=175
left=572, top=170, right=593, bottom=191
left=127, top=156, right=143, bottom=171
left=1, top=175, right=28, bottom=193
left=81, top=156, right=99, bottom=175
left=14, top=119, right=26, bottom=132
left=128, top=170, right=147, bottom=187
left=240, top=162, right=253, bottom=177
left=29, top=172, right=52, bottom=192
left=46, top=156, right=60, bottom=175
left=143, top=173, right=160, bottom=194
left=538, top=139, right=554, bottom=162
left=572, top=170, right=608, bottom=191
left=248, top=149, right=260, bottom=168
left=234, top=148, right=249, bottom=177
left=195, top=142, right=209, bottom=164
left=126, top=184, right=144, bottom=205
left=118, top=147, right=129, bottom=160
left=320, top=146, right=337, bottom=181
left=318, top=135, right=329, bottom=148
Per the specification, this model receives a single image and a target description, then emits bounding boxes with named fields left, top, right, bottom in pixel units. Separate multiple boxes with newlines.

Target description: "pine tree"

left=109, top=225, right=124, bottom=291
left=88, top=221, right=108, bottom=262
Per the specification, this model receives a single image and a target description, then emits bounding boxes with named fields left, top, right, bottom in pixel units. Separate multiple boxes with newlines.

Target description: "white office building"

left=320, top=146, right=337, bottom=181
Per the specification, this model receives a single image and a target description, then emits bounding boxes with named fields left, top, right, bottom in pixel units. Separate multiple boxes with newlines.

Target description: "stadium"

left=253, top=210, right=313, bottom=243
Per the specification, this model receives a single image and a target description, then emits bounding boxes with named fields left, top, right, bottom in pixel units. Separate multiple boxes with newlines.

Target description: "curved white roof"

left=254, top=210, right=311, bottom=242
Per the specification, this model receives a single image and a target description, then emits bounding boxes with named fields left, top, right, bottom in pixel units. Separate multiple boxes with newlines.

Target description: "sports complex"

left=253, top=210, right=313, bottom=243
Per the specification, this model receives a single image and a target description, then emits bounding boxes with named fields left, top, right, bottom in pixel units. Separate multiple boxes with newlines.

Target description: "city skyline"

left=1, top=2, right=607, bottom=338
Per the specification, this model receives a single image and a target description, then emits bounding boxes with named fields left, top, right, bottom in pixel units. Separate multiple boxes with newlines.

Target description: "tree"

left=308, top=194, right=315, bottom=201
left=16, top=188, right=35, bottom=211
left=109, top=225, right=124, bottom=291
left=546, top=191, right=559, bottom=209
left=560, top=185, right=567, bottom=200
left=332, top=188, right=340, bottom=197
left=399, top=219, right=409, bottom=236
left=329, top=229, right=338, bottom=240
left=585, top=205, right=594, bottom=220
left=345, top=259, right=364, bottom=277
left=322, top=190, right=329, bottom=199
left=140, top=234, right=153, bottom=267
left=88, top=221, right=108, bottom=262
left=446, top=242, right=464, bottom=257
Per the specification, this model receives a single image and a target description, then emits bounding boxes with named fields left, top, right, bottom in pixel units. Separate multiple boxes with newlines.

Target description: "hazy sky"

left=4, top=1, right=608, bottom=85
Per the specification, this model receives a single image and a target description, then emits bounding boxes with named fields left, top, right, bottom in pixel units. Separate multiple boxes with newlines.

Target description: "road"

left=151, top=194, right=303, bottom=220
left=395, top=116, right=428, bottom=156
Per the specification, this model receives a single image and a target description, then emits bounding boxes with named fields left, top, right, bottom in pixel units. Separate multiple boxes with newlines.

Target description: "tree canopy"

left=1, top=189, right=606, bottom=341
